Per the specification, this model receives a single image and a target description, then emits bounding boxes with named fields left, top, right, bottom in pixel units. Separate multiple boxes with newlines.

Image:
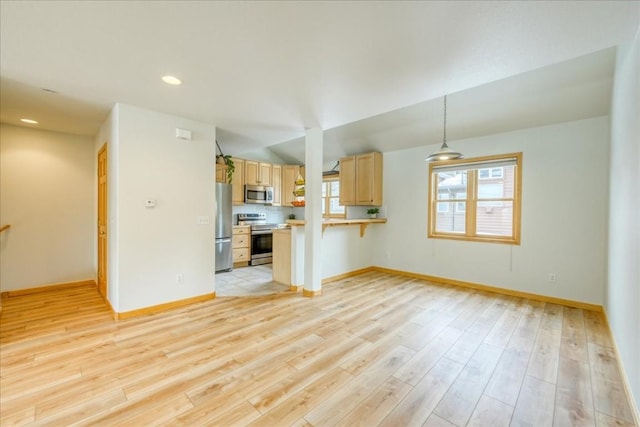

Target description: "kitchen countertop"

left=286, top=218, right=387, bottom=237
left=287, top=218, right=387, bottom=225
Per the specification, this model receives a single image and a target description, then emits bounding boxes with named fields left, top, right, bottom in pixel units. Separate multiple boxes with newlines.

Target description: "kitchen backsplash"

left=232, top=204, right=293, bottom=225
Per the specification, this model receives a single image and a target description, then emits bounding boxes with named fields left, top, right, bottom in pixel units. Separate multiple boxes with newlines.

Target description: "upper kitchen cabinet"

left=339, top=152, right=383, bottom=206
left=231, top=158, right=245, bottom=205
left=245, top=160, right=273, bottom=186
left=339, top=156, right=356, bottom=205
left=272, top=164, right=282, bottom=206
left=215, top=164, right=227, bottom=183
left=282, top=165, right=300, bottom=207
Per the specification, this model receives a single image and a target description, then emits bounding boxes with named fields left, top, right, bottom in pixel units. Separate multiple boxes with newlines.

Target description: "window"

left=479, top=167, right=504, bottom=179
left=437, top=193, right=450, bottom=213
left=428, top=153, right=522, bottom=244
left=322, top=177, right=346, bottom=218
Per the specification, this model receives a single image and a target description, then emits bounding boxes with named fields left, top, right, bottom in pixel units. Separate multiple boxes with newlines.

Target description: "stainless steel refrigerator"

left=215, top=182, right=233, bottom=272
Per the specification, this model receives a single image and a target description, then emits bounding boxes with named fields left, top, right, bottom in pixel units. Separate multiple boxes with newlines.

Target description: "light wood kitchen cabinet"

left=215, top=164, right=227, bottom=183
left=231, top=157, right=245, bottom=205
left=356, top=152, right=383, bottom=205
left=272, top=228, right=291, bottom=285
left=245, top=160, right=273, bottom=186
left=339, top=152, right=383, bottom=206
left=260, top=163, right=273, bottom=186
left=244, top=160, right=259, bottom=186
left=272, top=164, right=282, bottom=206
left=282, top=165, right=301, bottom=207
left=339, top=156, right=356, bottom=205
left=232, top=225, right=250, bottom=267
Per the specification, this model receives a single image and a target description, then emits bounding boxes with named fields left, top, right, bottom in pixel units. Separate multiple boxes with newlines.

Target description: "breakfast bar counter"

left=286, top=218, right=387, bottom=237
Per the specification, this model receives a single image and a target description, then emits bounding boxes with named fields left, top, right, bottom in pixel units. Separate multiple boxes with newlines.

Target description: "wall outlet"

left=176, top=273, right=184, bottom=285
left=548, top=273, right=557, bottom=283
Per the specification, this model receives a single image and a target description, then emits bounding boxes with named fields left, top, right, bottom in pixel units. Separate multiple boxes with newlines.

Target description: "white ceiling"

left=1, top=1, right=638, bottom=163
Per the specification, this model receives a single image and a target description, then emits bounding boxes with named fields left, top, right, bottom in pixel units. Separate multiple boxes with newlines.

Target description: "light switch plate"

left=197, top=216, right=210, bottom=225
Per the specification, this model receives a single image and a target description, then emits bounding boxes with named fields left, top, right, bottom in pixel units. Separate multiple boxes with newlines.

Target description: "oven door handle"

left=251, top=230, right=273, bottom=235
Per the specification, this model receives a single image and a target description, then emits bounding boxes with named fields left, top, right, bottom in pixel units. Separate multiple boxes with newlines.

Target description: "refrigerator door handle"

left=217, top=237, right=232, bottom=243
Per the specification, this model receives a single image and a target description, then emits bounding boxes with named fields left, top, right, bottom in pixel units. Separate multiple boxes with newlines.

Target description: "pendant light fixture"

left=426, top=95, right=463, bottom=162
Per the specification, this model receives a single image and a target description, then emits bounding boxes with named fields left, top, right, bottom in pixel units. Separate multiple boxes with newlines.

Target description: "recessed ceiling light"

left=162, top=75, right=182, bottom=85
left=20, top=118, right=39, bottom=124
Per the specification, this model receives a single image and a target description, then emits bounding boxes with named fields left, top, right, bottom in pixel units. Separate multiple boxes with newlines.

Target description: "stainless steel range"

left=237, top=213, right=280, bottom=266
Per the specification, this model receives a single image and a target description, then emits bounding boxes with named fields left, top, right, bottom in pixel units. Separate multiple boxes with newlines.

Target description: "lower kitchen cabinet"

left=232, top=225, right=250, bottom=267
left=272, top=228, right=291, bottom=285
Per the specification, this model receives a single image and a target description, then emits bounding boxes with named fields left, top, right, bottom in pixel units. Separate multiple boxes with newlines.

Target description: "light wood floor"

left=0, top=271, right=636, bottom=426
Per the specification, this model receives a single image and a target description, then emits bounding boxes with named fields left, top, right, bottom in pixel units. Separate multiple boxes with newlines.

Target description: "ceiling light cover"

left=162, top=75, right=182, bottom=85
left=425, top=142, right=463, bottom=162
left=20, top=118, right=38, bottom=124
left=426, top=95, right=463, bottom=162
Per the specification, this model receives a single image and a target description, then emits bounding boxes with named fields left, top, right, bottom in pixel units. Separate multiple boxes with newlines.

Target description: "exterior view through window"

left=322, top=177, right=346, bottom=218
left=428, top=153, right=522, bottom=244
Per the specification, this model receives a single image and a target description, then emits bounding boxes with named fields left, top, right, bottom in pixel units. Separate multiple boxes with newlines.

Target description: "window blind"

left=432, top=157, right=517, bottom=173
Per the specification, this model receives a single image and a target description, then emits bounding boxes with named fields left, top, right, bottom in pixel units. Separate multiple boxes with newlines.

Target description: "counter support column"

left=303, top=127, right=323, bottom=296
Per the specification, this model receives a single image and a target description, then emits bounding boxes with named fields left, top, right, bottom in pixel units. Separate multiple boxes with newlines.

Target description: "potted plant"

left=366, top=207, right=379, bottom=219
left=216, top=140, right=235, bottom=184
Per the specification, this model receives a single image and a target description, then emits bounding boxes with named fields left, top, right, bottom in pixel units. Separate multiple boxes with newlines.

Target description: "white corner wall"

left=607, top=28, right=640, bottom=413
left=110, top=104, right=216, bottom=313
left=0, top=124, right=95, bottom=291
left=373, top=116, right=609, bottom=305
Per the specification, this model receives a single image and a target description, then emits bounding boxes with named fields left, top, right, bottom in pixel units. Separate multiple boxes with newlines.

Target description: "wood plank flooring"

left=0, top=271, right=636, bottom=426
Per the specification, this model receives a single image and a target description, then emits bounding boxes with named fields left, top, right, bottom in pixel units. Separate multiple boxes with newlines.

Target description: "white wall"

left=607, top=28, right=640, bottom=413
left=321, top=226, right=372, bottom=278
left=236, top=147, right=288, bottom=164
left=0, top=124, right=95, bottom=290
left=110, top=104, right=217, bottom=312
left=289, top=224, right=379, bottom=285
left=372, top=116, right=609, bottom=305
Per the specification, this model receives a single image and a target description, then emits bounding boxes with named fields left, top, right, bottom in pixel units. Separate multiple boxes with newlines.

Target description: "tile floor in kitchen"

left=215, top=264, right=291, bottom=297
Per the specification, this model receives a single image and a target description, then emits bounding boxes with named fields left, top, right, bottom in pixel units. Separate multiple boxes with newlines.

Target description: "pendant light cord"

left=216, top=139, right=224, bottom=156
left=443, top=95, right=447, bottom=144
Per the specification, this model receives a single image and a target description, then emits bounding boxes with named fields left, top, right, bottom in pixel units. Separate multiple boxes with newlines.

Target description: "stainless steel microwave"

left=244, top=185, right=274, bottom=204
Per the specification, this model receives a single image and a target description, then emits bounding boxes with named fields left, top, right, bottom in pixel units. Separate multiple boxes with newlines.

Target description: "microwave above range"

left=245, top=185, right=274, bottom=205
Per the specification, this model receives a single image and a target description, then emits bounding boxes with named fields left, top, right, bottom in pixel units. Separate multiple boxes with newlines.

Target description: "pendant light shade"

left=426, top=95, right=463, bottom=162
